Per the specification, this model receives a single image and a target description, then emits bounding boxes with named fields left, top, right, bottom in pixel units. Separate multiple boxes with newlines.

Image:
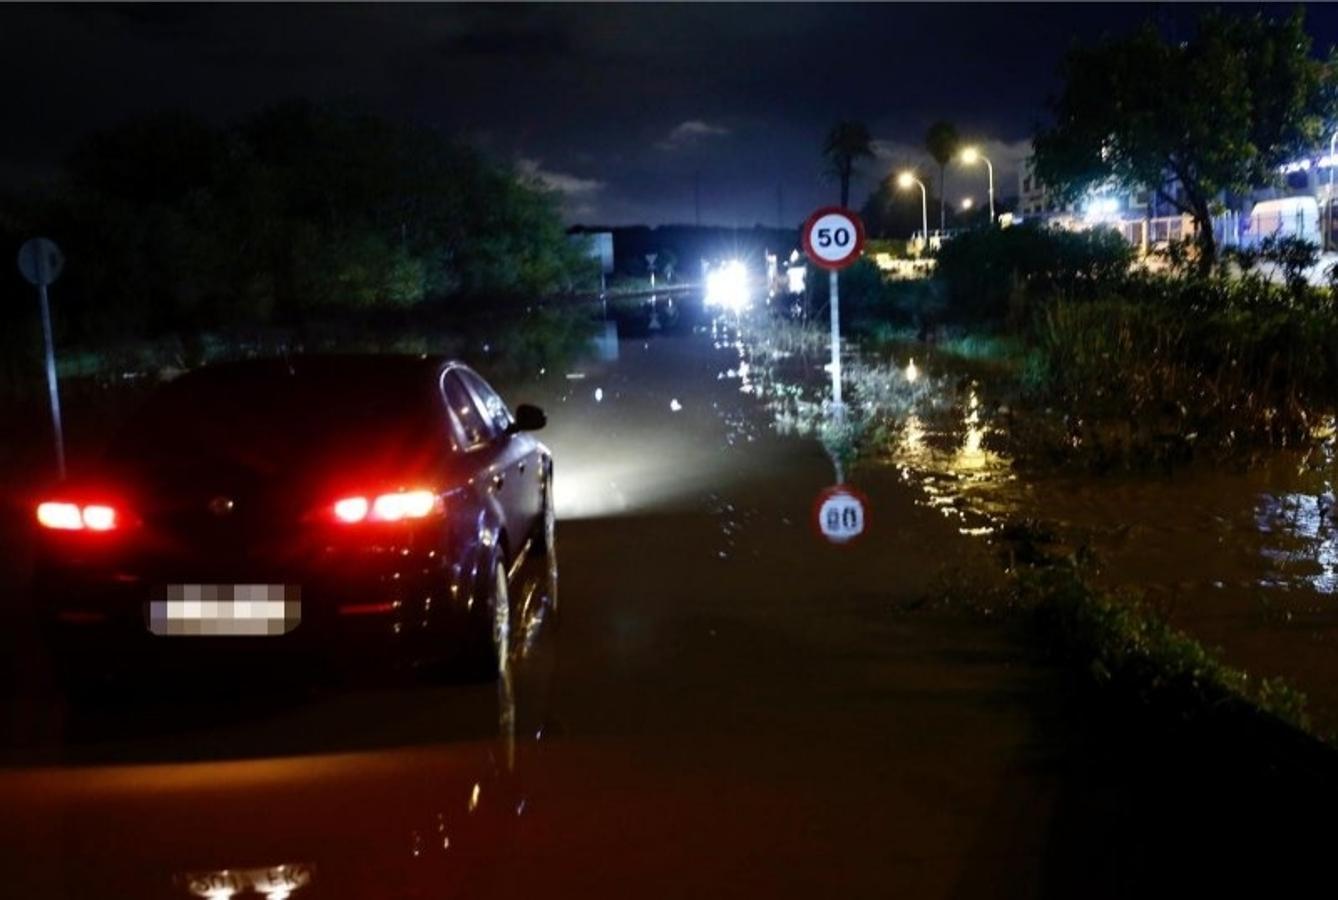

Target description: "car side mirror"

left=508, top=403, right=546, bottom=433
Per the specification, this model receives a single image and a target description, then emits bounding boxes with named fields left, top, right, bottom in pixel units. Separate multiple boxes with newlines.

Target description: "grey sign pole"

left=802, top=207, right=862, bottom=426
left=829, top=269, right=842, bottom=410
left=18, top=238, right=66, bottom=478
left=37, top=277, right=65, bottom=478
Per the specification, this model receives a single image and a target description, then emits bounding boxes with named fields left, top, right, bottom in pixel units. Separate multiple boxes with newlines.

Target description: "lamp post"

left=897, top=171, right=928, bottom=252
left=960, top=146, right=995, bottom=224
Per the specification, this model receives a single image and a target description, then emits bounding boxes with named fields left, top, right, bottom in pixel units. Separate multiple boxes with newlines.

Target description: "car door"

left=439, top=368, right=529, bottom=556
left=457, top=368, right=543, bottom=544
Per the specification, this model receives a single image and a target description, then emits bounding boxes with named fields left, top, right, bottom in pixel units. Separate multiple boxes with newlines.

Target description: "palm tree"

left=822, top=121, right=874, bottom=208
left=924, top=121, right=960, bottom=233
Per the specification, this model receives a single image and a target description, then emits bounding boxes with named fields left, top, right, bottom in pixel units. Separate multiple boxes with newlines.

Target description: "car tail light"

left=37, top=501, right=121, bottom=532
left=331, top=489, right=440, bottom=524
left=333, top=496, right=370, bottom=523
left=81, top=504, right=118, bottom=531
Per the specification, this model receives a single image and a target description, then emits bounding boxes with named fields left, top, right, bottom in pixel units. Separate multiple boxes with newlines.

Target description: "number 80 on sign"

left=813, top=485, right=869, bottom=545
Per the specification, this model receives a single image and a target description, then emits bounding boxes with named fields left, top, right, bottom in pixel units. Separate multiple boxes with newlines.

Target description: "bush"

left=1020, top=566, right=1311, bottom=733
left=1258, top=234, right=1320, bottom=293
left=806, top=258, right=899, bottom=327
left=1029, top=276, right=1338, bottom=446
left=933, top=223, right=1134, bottom=323
left=1225, top=235, right=1321, bottom=297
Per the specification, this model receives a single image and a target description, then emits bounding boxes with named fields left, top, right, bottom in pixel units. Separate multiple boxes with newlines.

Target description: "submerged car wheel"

left=457, top=557, right=510, bottom=683
left=534, top=472, right=559, bottom=616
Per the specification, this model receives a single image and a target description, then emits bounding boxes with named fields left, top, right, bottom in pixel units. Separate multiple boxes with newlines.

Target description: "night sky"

left=5, top=3, right=1338, bottom=227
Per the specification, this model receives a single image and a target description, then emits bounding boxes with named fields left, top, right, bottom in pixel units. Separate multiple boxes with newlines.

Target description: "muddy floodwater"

left=1, top=292, right=1335, bottom=896
left=590, top=300, right=1338, bottom=739
left=765, top=330, right=1338, bottom=735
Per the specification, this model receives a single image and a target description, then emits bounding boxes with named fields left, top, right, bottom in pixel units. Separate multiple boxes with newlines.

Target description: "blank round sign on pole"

left=17, top=236, right=67, bottom=477
left=813, top=485, right=869, bottom=545
left=17, top=237, right=65, bottom=287
left=801, top=207, right=865, bottom=271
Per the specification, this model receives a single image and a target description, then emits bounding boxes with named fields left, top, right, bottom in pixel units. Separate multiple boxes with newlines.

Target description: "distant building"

left=570, top=231, right=614, bottom=274
left=1017, top=145, right=1338, bottom=253
left=1017, top=162, right=1066, bottom=219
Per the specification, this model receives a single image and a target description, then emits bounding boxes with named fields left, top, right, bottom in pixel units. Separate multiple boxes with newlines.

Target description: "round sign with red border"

left=801, top=206, right=865, bottom=271
left=812, top=484, right=869, bottom=545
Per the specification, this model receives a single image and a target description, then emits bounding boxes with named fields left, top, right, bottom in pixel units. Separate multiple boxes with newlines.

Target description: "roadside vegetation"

left=0, top=101, right=599, bottom=401
left=1015, top=558, right=1314, bottom=737
left=815, top=223, right=1338, bottom=471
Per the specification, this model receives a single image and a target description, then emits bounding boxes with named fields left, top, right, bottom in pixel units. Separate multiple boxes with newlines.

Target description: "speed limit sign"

left=801, top=206, right=865, bottom=271
left=813, top=485, right=869, bottom=545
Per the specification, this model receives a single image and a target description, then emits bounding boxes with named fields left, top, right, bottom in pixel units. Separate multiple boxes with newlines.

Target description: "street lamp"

left=960, top=146, right=995, bottom=224
left=897, top=171, right=928, bottom=251
left=960, top=197, right=974, bottom=211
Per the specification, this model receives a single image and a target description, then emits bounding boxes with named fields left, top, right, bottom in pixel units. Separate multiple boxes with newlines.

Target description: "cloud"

left=655, top=119, right=730, bottom=152
left=516, top=157, right=605, bottom=195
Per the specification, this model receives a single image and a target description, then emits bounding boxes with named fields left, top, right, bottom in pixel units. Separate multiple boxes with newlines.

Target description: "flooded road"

left=0, top=295, right=1329, bottom=897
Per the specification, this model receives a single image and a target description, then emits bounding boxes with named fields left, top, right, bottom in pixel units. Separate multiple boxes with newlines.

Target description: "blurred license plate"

left=149, top=585, right=301, bottom=636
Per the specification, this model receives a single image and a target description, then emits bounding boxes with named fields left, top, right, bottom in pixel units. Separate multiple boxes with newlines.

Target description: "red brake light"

left=372, top=490, right=436, bottom=521
left=81, top=504, right=118, bottom=531
left=332, top=489, right=439, bottom=524
left=37, top=502, right=83, bottom=530
left=333, top=496, right=370, bottom=523
left=37, top=501, right=121, bottom=532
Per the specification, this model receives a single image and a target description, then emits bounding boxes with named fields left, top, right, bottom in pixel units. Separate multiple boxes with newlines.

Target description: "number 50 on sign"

left=801, top=207, right=865, bottom=271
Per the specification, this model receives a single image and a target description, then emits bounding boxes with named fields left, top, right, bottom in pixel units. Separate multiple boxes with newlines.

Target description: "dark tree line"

left=1, top=102, right=595, bottom=349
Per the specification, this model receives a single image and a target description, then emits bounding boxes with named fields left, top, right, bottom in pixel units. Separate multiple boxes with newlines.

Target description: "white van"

left=1246, top=196, right=1320, bottom=244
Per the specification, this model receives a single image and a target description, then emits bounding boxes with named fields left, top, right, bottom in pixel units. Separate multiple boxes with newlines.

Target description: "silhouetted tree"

left=1034, top=8, right=1334, bottom=273
left=12, top=103, right=596, bottom=343
left=822, top=121, right=875, bottom=208
left=924, top=121, right=959, bottom=233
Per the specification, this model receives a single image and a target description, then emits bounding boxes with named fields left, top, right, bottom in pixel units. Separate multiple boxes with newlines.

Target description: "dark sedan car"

left=32, top=354, right=556, bottom=686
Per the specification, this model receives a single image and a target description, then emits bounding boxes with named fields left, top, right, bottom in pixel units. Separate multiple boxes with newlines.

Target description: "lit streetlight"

left=960, top=146, right=995, bottom=224
left=897, top=171, right=928, bottom=250
left=960, top=197, right=974, bottom=211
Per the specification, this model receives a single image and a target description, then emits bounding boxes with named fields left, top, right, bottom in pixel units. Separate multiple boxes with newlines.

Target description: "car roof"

left=168, top=353, right=463, bottom=386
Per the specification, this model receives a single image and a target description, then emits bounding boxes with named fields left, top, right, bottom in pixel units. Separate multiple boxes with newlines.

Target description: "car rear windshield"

left=106, top=363, right=438, bottom=469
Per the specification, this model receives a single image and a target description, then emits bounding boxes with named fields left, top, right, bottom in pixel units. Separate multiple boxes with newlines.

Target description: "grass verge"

left=1014, top=563, right=1316, bottom=738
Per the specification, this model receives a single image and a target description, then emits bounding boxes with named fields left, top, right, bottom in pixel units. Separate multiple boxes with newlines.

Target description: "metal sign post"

left=802, top=208, right=867, bottom=525
left=828, top=269, right=842, bottom=408
left=800, top=206, right=865, bottom=416
left=17, top=238, right=67, bottom=478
